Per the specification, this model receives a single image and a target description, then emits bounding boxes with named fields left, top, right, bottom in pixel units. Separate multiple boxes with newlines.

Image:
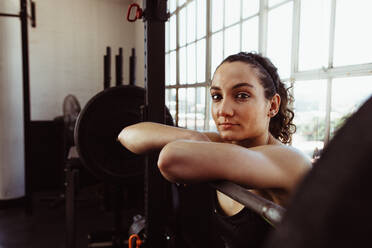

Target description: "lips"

left=219, top=123, right=238, bottom=129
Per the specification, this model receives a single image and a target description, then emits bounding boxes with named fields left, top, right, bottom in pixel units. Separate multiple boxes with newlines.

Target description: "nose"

left=217, top=98, right=234, bottom=117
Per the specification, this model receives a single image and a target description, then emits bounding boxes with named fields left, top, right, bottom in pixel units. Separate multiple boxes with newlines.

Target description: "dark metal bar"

left=65, top=164, right=78, bottom=248
left=30, top=1, right=36, bottom=27
left=129, top=48, right=136, bottom=85
left=20, top=0, right=32, bottom=215
left=103, top=47, right=111, bottom=89
left=209, top=181, right=285, bottom=226
left=115, top=48, right=123, bottom=86
left=0, top=13, right=20, bottom=17
left=143, top=0, right=168, bottom=247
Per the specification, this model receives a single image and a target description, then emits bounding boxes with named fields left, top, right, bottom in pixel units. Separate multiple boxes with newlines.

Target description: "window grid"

left=165, top=0, right=372, bottom=153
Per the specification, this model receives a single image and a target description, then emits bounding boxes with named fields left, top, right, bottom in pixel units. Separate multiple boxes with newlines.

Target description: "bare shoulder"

left=251, top=143, right=311, bottom=167
left=250, top=144, right=312, bottom=188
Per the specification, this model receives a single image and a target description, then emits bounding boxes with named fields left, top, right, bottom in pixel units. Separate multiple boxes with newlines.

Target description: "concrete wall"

left=29, top=0, right=136, bottom=120
left=0, top=0, right=142, bottom=199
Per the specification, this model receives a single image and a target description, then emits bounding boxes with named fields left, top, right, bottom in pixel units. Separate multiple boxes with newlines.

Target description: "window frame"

left=165, top=0, right=372, bottom=147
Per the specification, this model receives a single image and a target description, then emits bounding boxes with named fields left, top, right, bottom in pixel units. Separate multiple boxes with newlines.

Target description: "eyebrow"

left=210, top=82, right=254, bottom=91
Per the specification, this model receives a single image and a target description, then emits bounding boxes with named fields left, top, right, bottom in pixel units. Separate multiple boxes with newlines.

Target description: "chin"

left=219, top=131, right=239, bottom=142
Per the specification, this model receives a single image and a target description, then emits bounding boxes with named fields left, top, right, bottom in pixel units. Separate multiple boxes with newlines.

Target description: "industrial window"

left=165, top=0, right=372, bottom=158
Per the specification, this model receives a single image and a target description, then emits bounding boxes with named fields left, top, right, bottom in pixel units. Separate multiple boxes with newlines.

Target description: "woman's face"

left=210, top=61, right=273, bottom=142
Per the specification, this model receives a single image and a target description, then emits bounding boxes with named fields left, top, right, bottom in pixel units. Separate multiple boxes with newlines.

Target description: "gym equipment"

left=73, top=84, right=174, bottom=247
left=74, top=83, right=174, bottom=183
left=116, top=48, right=124, bottom=86
left=129, top=48, right=136, bottom=86
left=75, top=85, right=145, bottom=185
left=103, top=47, right=111, bottom=89
left=210, top=181, right=285, bottom=226
left=264, top=96, right=372, bottom=248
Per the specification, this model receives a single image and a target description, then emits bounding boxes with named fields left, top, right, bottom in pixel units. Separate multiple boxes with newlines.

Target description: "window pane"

left=178, top=88, right=187, bottom=127
left=170, top=51, right=177, bottom=85
left=196, top=0, right=206, bottom=39
left=170, top=15, right=177, bottom=50
left=209, top=98, right=217, bottom=132
left=170, top=89, right=177, bottom=120
left=225, top=0, right=240, bottom=26
left=211, top=0, right=223, bottom=32
left=269, top=0, right=287, bottom=7
left=179, top=8, right=187, bottom=47
left=165, top=53, right=170, bottom=85
left=299, top=0, right=331, bottom=71
left=292, top=80, right=327, bottom=160
left=242, top=0, right=259, bottom=18
left=242, top=17, right=259, bottom=53
left=168, top=0, right=177, bottom=13
left=196, top=87, right=206, bottom=130
left=165, top=21, right=170, bottom=52
left=267, top=2, right=293, bottom=79
left=187, top=1, right=196, bottom=43
left=224, top=24, right=240, bottom=57
left=187, top=43, right=196, bottom=84
left=166, top=89, right=177, bottom=122
left=333, top=0, right=372, bottom=66
left=331, top=76, right=372, bottom=136
left=179, top=47, right=187, bottom=84
left=165, top=89, right=171, bottom=114
left=211, top=31, right=223, bottom=78
left=178, top=0, right=186, bottom=7
left=187, top=88, right=196, bottom=129
left=196, top=39, right=206, bottom=83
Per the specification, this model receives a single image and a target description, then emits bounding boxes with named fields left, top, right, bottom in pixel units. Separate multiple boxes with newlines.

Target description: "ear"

left=268, top=93, right=281, bottom=117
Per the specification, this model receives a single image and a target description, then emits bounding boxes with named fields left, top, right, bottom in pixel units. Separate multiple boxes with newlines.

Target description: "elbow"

left=117, top=127, right=139, bottom=154
left=117, top=128, right=127, bottom=147
left=157, top=142, right=182, bottom=183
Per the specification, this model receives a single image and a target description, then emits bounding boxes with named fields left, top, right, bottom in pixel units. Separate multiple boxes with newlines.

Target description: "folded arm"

left=157, top=140, right=311, bottom=192
left=117, top=122, right=212, bottom=154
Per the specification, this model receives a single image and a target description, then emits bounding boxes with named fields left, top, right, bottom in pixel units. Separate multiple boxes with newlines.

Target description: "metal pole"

left=143, top=0, right=168, bottom=247
left=20, top=0, right=32, bottom=215
left=129, top=48, right=136, bottom=85
left=116, top=48, right=123, bottom=86
left=0, top=13, right=20, bottom=18
left=104, top=47, right=111, bottom=89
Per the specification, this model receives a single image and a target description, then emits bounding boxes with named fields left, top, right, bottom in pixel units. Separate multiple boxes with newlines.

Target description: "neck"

left=234, top=132, right=272, bottom=148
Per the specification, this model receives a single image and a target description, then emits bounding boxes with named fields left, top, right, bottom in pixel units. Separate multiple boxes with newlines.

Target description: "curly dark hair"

left=218, top=52, right=296, bottom=144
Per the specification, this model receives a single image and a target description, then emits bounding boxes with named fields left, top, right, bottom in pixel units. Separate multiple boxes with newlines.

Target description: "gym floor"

left=0, top=187, right=139, bottom=248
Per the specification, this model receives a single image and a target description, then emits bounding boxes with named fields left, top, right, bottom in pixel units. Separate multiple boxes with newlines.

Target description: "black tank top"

left=212, top=192, right=273, bottom=248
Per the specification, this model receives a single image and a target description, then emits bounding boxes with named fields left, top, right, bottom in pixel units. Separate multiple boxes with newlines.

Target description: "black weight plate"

left=75, top=85, right=174, bottom=185
left=75, top=85, right=146, bottom=185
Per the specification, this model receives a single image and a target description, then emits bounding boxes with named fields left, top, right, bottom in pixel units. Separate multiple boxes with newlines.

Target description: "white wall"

left=29, top=0, right=136, bottom=120
left=0, top=0, right=25, bottom=199
left=0, top=0, right=143, bottom=199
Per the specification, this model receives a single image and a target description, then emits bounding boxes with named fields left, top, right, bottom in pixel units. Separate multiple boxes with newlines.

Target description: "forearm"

left=158, top=140, right=246, bottom=184
left=157, top=141, right=284, bottom=189
left=118, top=122, right=210, bottom=154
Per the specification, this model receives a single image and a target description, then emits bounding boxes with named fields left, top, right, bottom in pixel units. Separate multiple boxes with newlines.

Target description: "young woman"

left=118, top=52, right=311, bottom=248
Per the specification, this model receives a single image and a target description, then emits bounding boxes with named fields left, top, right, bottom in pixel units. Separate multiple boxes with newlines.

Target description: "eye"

left=211, top=93, right=222, bottom=101
left=236, top=92, right=250, bottom=100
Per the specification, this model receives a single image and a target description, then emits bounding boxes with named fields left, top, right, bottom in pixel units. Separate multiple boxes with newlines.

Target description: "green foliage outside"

left=297, top=112, right=352, bottom=141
